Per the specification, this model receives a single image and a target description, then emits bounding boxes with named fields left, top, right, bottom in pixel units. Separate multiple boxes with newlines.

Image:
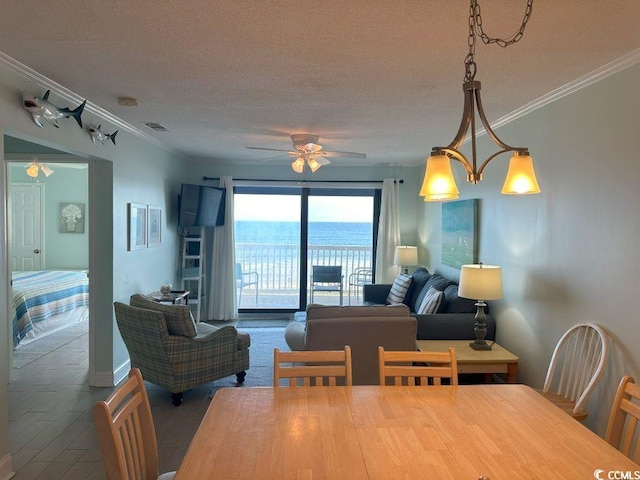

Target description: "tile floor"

left=8, top=321, right=287, bottom=479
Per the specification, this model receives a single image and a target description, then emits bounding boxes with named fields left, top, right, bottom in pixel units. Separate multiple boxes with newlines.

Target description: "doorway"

left=5, top=141, right=91, bottom=376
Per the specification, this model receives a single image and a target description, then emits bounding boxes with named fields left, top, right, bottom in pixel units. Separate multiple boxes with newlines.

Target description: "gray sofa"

left=362, top=267, right=496, bottom=341
left=284, top=304, right=417, bottom=385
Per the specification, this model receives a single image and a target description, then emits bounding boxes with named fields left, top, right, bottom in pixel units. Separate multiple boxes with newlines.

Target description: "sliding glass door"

left=307, top=194, right=373, bottom=307
left=234, top=186, right=377, bottom=312
left=234, top=191, right=301, bottom=309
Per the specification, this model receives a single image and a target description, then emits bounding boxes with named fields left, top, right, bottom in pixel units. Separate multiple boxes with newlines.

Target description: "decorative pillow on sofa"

left=129, top=294, right=197, bottom=338
left=416, top=286, right=444, bottom=314
left=386, top=273, right=412, bottom=305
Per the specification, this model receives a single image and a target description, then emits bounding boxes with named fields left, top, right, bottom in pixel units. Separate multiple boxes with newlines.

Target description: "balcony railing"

left=235, top=243, right=372, bottom=308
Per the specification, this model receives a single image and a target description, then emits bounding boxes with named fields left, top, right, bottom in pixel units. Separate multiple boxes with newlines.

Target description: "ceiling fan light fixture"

left=420, top=0, right=539, bottom=201
left=291, top=157, right=305, bottom=174
left=40, top=164, right=55, bottom=177
left=26, top=163, right=39, bottom=178
left=307, top=157, right=322, bottom=173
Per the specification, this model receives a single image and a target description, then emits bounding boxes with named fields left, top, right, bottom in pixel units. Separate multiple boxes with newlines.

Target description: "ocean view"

left=235, top=221, right=373, bottom=246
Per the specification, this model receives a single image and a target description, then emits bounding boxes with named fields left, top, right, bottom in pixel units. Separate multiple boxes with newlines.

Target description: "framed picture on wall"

left=147, top=205, right=162, bottom=247
left=59, top=202, right=85, bottom=233
left=128, top=203, right=147, bottom=251
left=441, top=199, right=478, bottom=269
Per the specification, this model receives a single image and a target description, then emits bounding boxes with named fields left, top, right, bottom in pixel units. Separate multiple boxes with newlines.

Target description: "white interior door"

left=10, top=183, right=43, bottom=271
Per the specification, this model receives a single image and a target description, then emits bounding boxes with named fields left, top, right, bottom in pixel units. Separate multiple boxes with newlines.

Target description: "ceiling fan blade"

left=258, top=153, right=294, bottom=162
left=246, top=146, right=295, bottom=153
left=321, top=150, right=367, bottom=159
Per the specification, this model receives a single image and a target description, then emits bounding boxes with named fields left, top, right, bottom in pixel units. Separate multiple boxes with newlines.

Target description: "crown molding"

left=0, top=51, right=177, bottom=155
left=488, top=48, right=640, bottom=132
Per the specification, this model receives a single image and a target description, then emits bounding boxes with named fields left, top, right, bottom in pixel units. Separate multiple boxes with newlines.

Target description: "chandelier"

left=420, top=0, right=540, bottom=201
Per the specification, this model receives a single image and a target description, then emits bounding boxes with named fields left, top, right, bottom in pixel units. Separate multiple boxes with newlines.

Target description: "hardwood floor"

left=8, top=321, right=285, bottom=479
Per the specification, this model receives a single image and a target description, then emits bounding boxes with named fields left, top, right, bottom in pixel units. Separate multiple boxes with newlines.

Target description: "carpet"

left=208, top=326, right=289, bottom=397
left=236, top=319, right=291, bottom=328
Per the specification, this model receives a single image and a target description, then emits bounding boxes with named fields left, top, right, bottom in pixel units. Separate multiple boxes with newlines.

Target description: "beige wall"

left=421, top=62, right=640, bottom=434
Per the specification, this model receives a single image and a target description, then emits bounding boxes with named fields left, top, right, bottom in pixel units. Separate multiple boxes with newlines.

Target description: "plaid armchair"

left=114, top=295, right=250, bottom=405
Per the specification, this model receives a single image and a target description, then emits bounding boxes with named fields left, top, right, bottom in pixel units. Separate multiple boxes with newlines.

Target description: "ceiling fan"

left=246, top=134, right=367, bottom=173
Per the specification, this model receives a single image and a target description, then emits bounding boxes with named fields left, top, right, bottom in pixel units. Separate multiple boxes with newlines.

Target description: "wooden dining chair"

left=605, top=375, right=640, bottom=462
left=378, top=346, right=458, bottom=386
left=538, top=322, right=608, bottom=421
left=93, top=368, right=175, bottom=480
left=273, top=346, right=352, bottom=387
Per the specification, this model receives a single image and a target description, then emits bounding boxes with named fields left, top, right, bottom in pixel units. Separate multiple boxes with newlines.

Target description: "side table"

left=148, top=290, right=190, bottom=305
left=416, top=339, right=519, bottom=383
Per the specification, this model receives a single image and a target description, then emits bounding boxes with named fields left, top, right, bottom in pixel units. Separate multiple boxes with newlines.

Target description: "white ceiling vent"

left=144, top=122, right=168, bottom=132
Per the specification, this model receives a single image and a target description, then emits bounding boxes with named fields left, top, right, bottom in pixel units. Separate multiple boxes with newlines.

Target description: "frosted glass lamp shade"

left=307, top=157, right=322, bottom=173
left=459, top=264, right=503, bottom=301
left=393, top=246, right=418, bottom=267
left=291, top=157, right=305, bottom=173
left=419, top=154, right=460, bottom=201
left=40, top=164, right=54, bottom=177
left=501, top=154, right=541, bottom=195
left=26, top=164, right=39, bottom=178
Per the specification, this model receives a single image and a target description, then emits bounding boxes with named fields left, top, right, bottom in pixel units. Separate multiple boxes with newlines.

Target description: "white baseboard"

left=113, top=359, right=131, bottom=386
left=92, top=359, right=131, bottom=387
left=0, top=453, right=15, bottom=480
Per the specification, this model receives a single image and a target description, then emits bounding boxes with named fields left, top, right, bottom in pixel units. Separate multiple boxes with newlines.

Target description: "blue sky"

left=234, top=194, right=373, bottom=222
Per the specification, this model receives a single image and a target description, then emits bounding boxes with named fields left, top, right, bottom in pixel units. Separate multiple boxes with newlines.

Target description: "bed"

left=12, top=270, right=89, bottom=349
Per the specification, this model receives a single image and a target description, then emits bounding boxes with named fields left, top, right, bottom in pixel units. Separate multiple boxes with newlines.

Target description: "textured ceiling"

left=1, top=1, right=639, bottom=167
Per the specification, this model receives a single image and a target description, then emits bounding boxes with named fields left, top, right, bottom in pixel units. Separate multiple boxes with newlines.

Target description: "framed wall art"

left=128, top=202, right=147, bottom=251
left=441, top=199, right=478, bottom=269
left=59, top=202, right=85, bottom=233
left=147, top=205, right=162, bottom=247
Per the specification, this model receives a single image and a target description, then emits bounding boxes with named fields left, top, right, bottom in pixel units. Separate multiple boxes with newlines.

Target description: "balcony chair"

left=115, top=295, right=250, bottom=405
left=93, top=368, right=176, bottom=480
left=348, top=267, right=373, bottom=305
left=310, top=265, right=343, bottom=305
left=236, top=262, right=258, bottom=305
left=537, top=322, right=608, bottom=421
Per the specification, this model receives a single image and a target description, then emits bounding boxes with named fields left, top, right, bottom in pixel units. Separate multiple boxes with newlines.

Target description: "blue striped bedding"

left=12, top=270, right=89, bottom=348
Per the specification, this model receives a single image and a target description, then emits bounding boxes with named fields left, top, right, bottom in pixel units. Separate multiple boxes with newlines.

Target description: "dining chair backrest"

left=378, top=346, right=458, bottom=386
left=540, top=322, right=608, bottom=420
left=605, top=375, right=640, bottom=462
left=93, top=368, right=174, bottom=480
left=273, top=346, right=352, bottom=387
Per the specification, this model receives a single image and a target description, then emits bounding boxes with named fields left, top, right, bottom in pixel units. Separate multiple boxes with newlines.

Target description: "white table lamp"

left=458, top=263, right=503, bottom=350
left=393, top=246, right=418, bottom=274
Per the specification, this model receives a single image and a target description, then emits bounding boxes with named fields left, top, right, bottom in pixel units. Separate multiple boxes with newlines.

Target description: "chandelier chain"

left=464, top=0, right=534, bottom=82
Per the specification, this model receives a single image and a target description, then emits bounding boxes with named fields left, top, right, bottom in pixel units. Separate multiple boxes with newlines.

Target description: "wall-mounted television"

left=178, top=184, right=225, bottom=227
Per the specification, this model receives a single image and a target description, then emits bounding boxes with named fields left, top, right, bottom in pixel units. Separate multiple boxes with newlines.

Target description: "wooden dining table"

left=175, top=385, right=639, bottom=479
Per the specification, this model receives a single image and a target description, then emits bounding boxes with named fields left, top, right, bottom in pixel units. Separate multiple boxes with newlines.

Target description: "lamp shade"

left=419, top=154, right=459, bottom=201
left=458, top=264, right=503, bottom=301
left=501, top=154, right=540, bottom=195
left=40, top=164, right=54, bottom=177
left=307, top=157, right=322, bottom=173
left=291, top=157, right=305, bottom=173
left=393, top=246, right=418, bottom=267
left=26, top=163, right=39, bottom=178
